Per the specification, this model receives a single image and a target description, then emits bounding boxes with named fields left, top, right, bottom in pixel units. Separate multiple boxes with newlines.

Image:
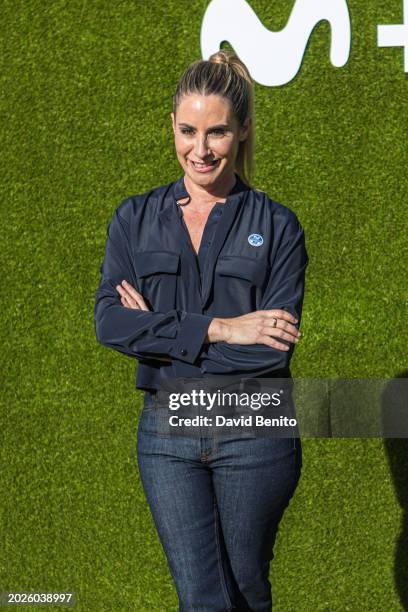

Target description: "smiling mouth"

left=189, top=159, right=220, bottom=171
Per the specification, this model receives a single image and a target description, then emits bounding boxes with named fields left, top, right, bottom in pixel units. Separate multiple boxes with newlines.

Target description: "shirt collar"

left=173, top=171, right=250, bottom=204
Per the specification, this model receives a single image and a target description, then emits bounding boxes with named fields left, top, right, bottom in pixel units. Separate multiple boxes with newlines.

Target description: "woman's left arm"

left=196, top=213, right=308, bottom=376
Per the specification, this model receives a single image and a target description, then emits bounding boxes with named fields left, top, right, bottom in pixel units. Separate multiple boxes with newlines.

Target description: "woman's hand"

left=207, top=310, right=301, bottom=351
left=115, top=280, right=172, bottom=362
left=116, top=280, right=150, bottom=311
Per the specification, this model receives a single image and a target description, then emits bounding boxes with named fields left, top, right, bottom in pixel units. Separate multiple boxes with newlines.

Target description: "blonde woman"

left=95, top=50, right=308, bottom=611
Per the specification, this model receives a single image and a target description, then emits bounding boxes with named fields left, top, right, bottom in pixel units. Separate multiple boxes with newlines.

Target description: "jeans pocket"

left=138, top=406, right=172, bottom=437
left=141, top=406, right=153, bottom=414
left=142, top=391, right=158, bottom=413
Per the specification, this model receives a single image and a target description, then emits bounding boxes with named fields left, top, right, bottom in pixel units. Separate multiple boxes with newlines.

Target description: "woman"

left=94, top=50, right=308, bottom=611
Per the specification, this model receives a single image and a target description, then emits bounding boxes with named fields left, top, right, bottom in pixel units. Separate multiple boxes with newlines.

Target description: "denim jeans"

left=136, top=391, right=302, bottom=612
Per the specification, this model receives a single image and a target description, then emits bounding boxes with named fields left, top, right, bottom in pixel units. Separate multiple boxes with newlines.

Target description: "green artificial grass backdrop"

left=1, top=1, right=407, bottom=610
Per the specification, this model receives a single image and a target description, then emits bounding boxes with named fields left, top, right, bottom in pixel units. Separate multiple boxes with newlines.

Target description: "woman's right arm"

left=94, top=205, right=212, bottom=365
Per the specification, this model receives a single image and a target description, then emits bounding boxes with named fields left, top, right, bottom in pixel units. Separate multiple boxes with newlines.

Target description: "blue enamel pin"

left=248, top=233, right=264, bottom=247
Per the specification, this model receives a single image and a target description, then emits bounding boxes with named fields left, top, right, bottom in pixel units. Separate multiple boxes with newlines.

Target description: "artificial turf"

left=1, top=1, right=407, bottom=610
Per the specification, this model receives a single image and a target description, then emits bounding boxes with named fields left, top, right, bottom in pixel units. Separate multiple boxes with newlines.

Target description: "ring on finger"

left=271, top=317, right=277, bottom=328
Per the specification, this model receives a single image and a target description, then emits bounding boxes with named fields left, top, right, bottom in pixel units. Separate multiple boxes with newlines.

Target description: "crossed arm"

left=95, top=206, right=308, bottom=375
left=116, top=279, right=301, bottom=359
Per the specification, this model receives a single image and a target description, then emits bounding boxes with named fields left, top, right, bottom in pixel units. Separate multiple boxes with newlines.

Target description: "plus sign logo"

left=201, top=0, right=408, bottom=86
left=378, top=0, right=408, bottom=71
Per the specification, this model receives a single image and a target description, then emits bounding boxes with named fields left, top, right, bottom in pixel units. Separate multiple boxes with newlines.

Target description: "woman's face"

left=171, top=93, right=250, bottom=190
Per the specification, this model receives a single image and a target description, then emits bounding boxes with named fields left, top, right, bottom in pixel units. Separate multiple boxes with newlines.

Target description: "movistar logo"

left=201, top=0, right=351, bottom=86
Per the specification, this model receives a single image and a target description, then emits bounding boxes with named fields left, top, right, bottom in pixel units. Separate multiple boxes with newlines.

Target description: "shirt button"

left=180, top=348, right=188, bottom=356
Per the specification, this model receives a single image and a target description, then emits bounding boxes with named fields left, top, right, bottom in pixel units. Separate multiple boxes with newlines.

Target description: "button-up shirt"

left=176, top=197, right=225, bottom=295
left=94, top=173, right=308, bottom=391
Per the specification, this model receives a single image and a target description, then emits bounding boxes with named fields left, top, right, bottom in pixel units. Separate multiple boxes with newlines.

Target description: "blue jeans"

left=136, top=391, right=302, bottom=612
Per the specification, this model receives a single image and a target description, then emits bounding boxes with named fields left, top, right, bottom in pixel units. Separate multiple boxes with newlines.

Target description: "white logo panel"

left=201, top=0, right=351, bottom=86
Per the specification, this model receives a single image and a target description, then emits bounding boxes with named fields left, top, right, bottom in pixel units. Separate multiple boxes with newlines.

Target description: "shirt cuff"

left=170, top=313, right=213, bottom=364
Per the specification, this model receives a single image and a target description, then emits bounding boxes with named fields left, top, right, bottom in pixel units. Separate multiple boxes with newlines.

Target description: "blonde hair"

left=172, top=50, right=255, bottom=187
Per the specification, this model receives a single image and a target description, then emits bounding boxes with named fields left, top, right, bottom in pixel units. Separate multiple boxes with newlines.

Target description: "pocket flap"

left=216, top=256, right=269, bottom=287
left=134, top=251, right=180, bottom=278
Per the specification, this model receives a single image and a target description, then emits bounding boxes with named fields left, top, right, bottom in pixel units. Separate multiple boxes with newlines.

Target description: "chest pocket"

left=133, top=250, right=180, bottom=311
left=215, top=255, right=270, bottom=314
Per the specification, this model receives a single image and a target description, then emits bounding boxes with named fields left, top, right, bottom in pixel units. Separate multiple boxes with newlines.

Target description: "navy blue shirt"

left=94, top=173, right=308, bottom=391
left=176, top=196, right=225, bottom=293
